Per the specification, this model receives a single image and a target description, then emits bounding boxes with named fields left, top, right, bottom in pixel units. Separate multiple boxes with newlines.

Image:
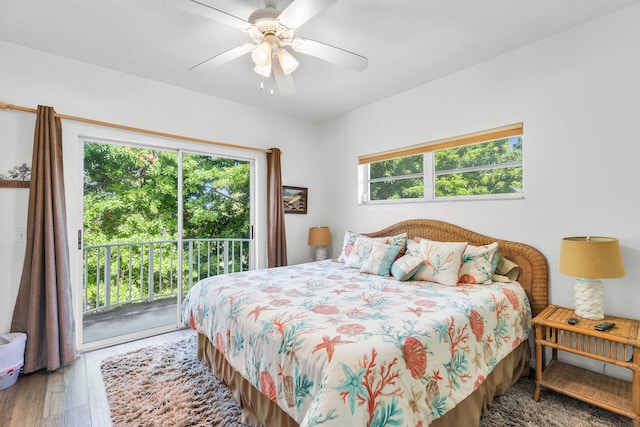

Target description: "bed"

left=182, top=219, right=548, bottom=427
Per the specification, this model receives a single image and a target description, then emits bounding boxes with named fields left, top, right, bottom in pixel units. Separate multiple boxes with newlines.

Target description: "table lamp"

left=308, top=227, right=331, bottom=261
left=559, top=236, right=626, bottom=320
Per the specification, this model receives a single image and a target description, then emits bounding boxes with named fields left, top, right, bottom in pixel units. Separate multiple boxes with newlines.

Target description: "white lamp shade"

left=277, top=48, right=299, bottom=75
left=252, top=41, right=272, bottom=66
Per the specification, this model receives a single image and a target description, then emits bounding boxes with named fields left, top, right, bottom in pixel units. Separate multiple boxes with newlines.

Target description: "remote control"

left=567, top=317, right=579, bottom=325
left=594, top=322, right=615, bottom=331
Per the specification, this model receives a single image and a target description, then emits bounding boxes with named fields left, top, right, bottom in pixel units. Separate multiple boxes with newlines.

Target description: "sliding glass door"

left=181, top=153, right=252, bottom=287
left=80, top=139, right=253, bottom=349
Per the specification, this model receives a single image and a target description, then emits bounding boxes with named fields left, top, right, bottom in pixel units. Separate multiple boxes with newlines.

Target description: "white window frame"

left=358, top=124, right=524, bottom=204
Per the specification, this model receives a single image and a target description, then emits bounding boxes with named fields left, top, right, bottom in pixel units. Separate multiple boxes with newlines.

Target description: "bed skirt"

left=197, top=332, right=529, bottom=427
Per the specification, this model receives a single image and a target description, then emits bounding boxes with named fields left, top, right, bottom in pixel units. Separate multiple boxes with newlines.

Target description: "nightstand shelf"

left=533, top=305, right=640, bottom=427
left=541, top=360, right=632, bottom=416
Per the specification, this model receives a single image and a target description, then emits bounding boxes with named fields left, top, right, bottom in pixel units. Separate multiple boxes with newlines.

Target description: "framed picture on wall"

left=283, top=185, right=307, bottom=214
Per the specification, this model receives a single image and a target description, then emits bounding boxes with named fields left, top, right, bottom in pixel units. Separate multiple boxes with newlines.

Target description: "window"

left=359, top=123, right=523, bottom=203
left=369, top=154, right=424, bottom=200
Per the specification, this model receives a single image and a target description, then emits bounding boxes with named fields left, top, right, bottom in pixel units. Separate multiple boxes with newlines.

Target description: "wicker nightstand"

left=532, top=305, right=640, bottom=426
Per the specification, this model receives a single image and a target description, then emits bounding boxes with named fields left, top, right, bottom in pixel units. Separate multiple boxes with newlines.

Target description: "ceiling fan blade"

left=277, top=0, right=337, bottom=29
left=272, top=58, right=295, bottom=96
left=189, top=43, right=254, bottom=72
left=292, top=38, right=368, bottom=71
left=169, top=0, right=255, bottom=31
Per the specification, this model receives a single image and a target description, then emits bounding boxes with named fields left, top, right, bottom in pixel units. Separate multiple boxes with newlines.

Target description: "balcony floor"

left=83, top=298, right=181, bottom=344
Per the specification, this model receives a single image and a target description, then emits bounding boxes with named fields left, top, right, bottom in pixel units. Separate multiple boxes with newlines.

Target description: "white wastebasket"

left=0, top=332, right=27, bottom=390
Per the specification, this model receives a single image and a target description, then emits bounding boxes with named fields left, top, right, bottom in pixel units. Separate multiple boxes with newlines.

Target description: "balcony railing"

left=83, top=238, right=250, bottom=314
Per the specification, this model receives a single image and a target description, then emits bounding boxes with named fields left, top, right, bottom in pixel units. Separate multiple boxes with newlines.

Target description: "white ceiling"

left=1, top=0, right=639, bottom=122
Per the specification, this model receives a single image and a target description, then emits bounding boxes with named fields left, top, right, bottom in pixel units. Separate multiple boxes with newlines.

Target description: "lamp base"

left=315, top=246, right=327, bottom=261
left=574, top=278, right=604, bottom=320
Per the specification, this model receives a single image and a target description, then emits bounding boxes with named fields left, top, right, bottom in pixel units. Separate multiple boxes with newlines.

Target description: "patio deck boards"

left=83, top=298, right=181, bottom=343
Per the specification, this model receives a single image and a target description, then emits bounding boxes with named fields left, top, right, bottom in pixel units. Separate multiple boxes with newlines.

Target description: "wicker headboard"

left=364, top=219, right=549, bottom=317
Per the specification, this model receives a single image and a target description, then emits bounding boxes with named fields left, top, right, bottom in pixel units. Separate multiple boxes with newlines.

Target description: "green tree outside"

left=435, top=137, right=522, bottom=197
left=368, top=137, right=522, bottom=200
left=83, top=142, right=251, bottom=311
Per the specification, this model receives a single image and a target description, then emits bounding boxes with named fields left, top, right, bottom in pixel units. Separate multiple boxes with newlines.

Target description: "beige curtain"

left=266, top=148, right=287, bottom=267
left=11, top=105, right=76, bottom=373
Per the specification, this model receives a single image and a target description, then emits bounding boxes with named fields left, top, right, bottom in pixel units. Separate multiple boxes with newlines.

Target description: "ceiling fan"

left=171, top=0, right=368, bottom=96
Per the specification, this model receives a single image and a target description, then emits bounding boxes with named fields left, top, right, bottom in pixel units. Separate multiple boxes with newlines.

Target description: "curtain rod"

left=0, top=101, right=273, bottom=154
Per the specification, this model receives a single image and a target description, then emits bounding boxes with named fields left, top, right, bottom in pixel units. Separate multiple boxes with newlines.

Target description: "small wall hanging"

left=0, top=163, right=31, bottom=188
left=283, top=185, right=307, bottom=214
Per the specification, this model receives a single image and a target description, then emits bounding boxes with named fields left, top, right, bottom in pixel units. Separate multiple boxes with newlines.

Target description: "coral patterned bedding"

left=182, top=259, right=532, bottom=427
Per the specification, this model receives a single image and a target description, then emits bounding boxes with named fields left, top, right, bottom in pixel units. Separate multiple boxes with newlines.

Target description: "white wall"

left=320, top=3, right=640, bottom=319
left=318, top=4, right=640, bottom=376
left=321, top=6, right=640, bottom=318
left=0, top=108, right=31, bottom=334
left=0, top=40, right=322, bottom=334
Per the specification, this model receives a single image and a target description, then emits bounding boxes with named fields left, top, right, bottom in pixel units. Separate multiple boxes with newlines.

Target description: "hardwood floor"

left=0, top=328, right=195, bottom=427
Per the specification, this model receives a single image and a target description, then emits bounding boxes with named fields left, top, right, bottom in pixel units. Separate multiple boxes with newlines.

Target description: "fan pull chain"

left=259, top=80, right=275, bottom=96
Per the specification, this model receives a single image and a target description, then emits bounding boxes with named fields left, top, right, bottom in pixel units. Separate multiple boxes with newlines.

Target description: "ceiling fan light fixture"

left=254, top=62, right=271, bottom=77
left=180, top=0, right=368, bottom=96
left=277, top=48, right=299, bottom=75
left=251, top=40, right=272, bottom=66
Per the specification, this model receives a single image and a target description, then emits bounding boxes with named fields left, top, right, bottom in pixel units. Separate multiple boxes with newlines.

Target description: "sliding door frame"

left=75, top=134, right=257, bottom=351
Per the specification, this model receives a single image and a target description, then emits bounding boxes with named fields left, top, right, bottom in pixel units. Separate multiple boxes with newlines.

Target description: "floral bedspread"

left=182, top=260, right=531, bottom=427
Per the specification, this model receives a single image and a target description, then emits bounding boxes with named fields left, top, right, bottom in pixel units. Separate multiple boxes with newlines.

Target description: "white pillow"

left=360, top=242, right=403, bottom=277
left=344, top=236, right=380, bottom=268
left=459, top=242, right=499, bottom=284
left=337, top=231, right=407, bottom=263
left=337, top=231, right=360, bottom=263
left=390, top=254, right=423, bottom=281
left=406, top=239, right=420, bottom=257
left=412, top=240, right=467, bottom=286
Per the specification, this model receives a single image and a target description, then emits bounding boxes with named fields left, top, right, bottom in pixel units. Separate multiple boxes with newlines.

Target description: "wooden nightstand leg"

left=633, top=347, right=639, bottom=427
left=534, top=325, right=543, bottom=401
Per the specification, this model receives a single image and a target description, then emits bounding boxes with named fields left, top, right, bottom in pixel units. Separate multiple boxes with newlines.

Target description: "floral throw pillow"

left=406, top=239, right=420, bottom=257
left=344, top=236, right=380, bottom=268
left=412, top=240, right=468, bottom=286
left=384, top=232, right=408, bottom=248
left=390, top=254, right=424, bottom=281
left=337, top=231, right=360, bottom=263
left=458, top=242, right=499, bottom=284
left=360, top=242, right=403, bottom=277
left=338, top=231, right=408, bottom=264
